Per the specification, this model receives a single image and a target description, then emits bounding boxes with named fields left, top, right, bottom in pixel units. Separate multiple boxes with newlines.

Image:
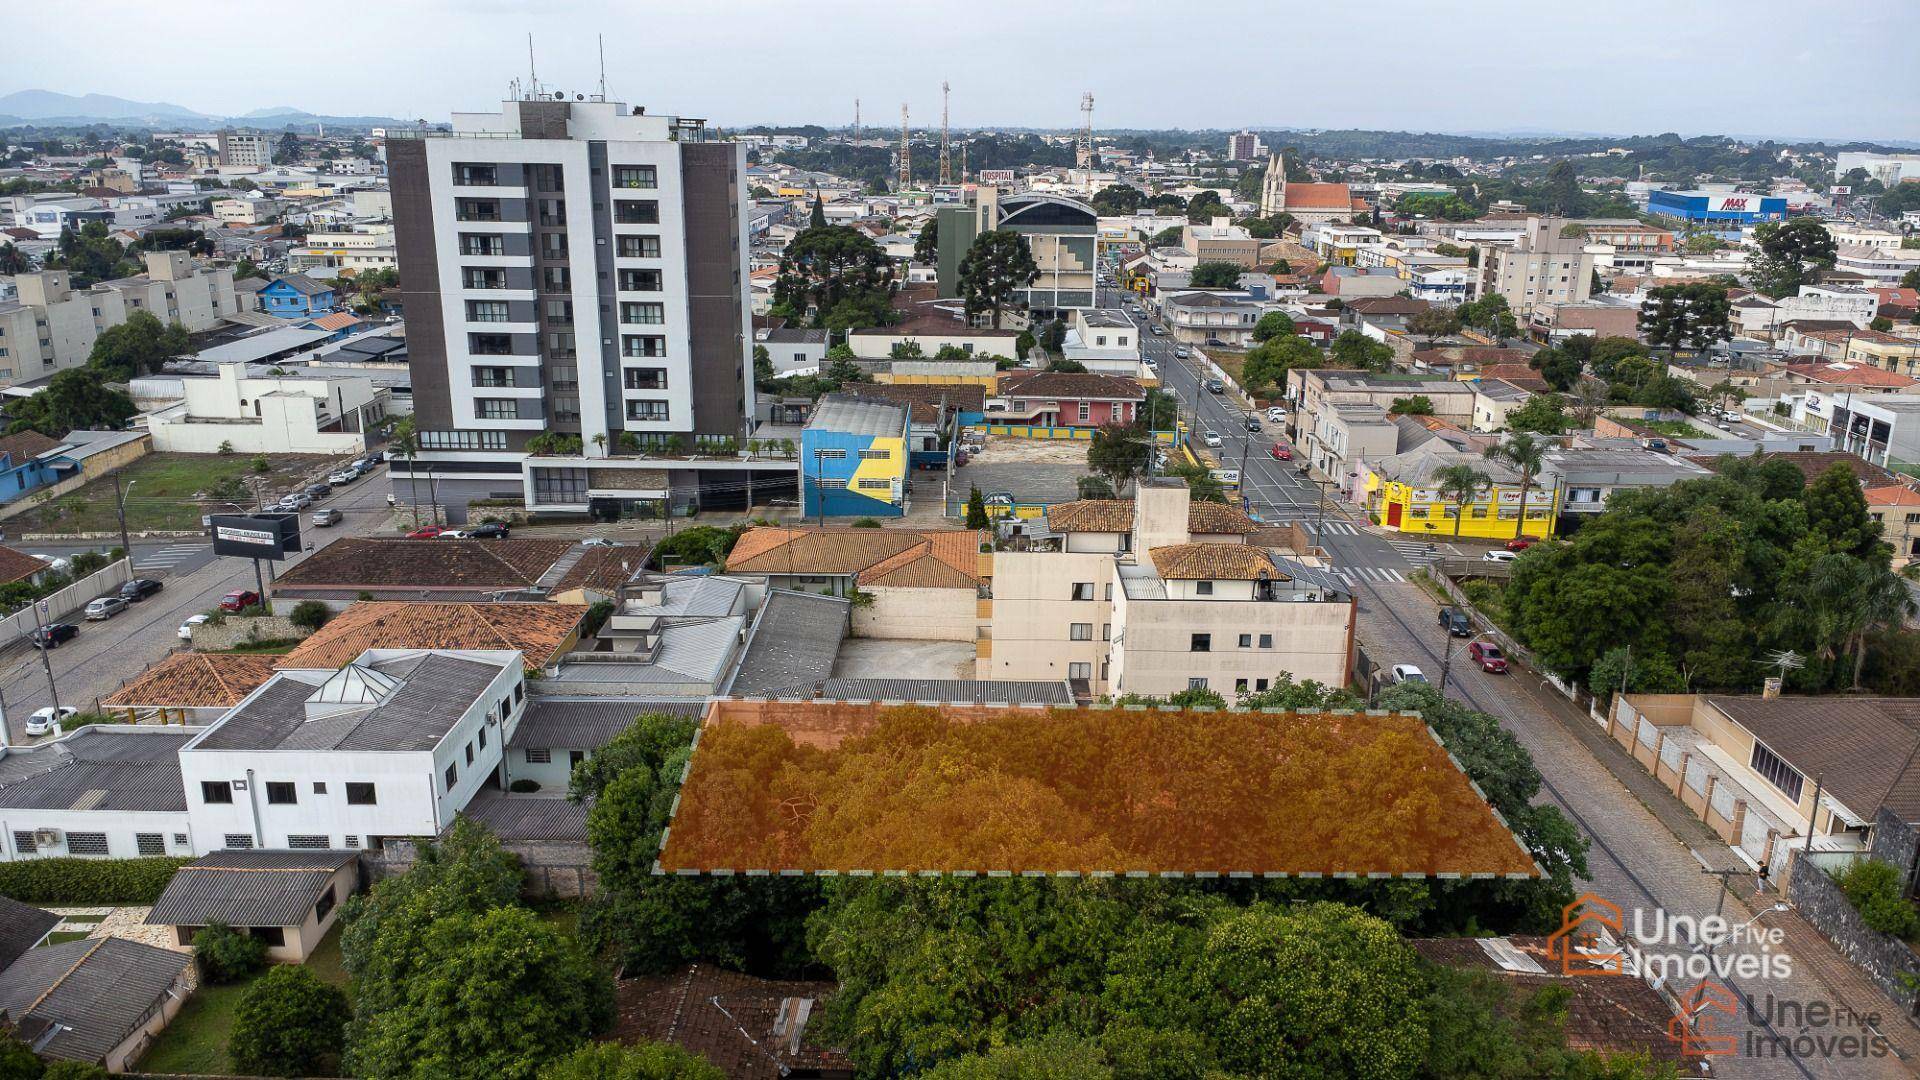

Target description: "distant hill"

left=0, top=88, right=404, bottom=131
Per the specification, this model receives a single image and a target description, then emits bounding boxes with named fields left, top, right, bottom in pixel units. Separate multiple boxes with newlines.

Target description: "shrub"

left=251, top=455, right=272, bottom=473
left=230, top=965, right=351, bottom=1077
left=289, top=600, right=331, bottom=631
left=217, top=440, right=234, bottom=455
left=1836, top=859, right=1920, bottom=940
left=581, top=600, right=616, bottom=638
left=41, top=1062, right=108, bottom=1080
left=0, top=1030, right=43, bottom=1080
left=851, top=517, right=881, bottom=528
left=0, top=856, right=190, bottom=904
left=509, top=778, right=542, bottom=793
left=536, top=1040, right=722, bottom=1080
left=194, top=921, right=268, bottom=984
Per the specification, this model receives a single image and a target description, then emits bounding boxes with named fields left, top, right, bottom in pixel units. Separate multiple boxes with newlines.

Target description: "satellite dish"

left=576, top=93, right=585, bottom=101
left=553, top=91, right=565, bottom=101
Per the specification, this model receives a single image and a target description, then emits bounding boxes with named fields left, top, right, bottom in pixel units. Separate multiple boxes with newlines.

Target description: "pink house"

left=993, top=371, right=1145, bottom=427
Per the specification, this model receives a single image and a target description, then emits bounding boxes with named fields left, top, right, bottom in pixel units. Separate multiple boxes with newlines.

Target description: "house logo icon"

left=1669, top=980, right=1739, bottom=1056
left=1546, top=893, right=1625, bottom=975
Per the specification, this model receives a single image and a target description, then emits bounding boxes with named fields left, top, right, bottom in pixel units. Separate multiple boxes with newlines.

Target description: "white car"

left=1391, top=665, right=1428, bottom=684
left=1201, top=431, right=1223, bottom=448
left=25, top=707, right=77, bottom=737
left=1267, top=407, right=1287, bottom=423
left=36, top=554, right=71, bottom=574
left=1482, top=549, right=1518, bottom=563
left=327, top=470, right=359, bottom=485
left=438, top=529, right=473, bottom=539
left=178, top=613, right=211, bottom=640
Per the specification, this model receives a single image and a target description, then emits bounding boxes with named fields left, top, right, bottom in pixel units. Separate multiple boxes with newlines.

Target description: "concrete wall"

left=0, top=557, right=133, bottom=641
left=189, top=616, right=311, bottom=650
left=855, top=585, right=975, bottom=641
left=365, top=836, right=595, bottom=899
left=1110, top=596, right=1353, bottom=698
left=1788, top=850, right=1920, bottom=1012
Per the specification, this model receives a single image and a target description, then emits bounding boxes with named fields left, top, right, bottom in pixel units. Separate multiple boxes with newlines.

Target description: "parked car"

left=312, top=508, right=344, bottom=527
left=36, top=554, right=71, bottom=574
left=1244, top=416, right=1262, bottom=433
left=1269, top=443, right=1293, bottom=461
left=30, top=623, right=78, bottom=649
left=1266, top=407, right=1286, bottom=423
left=1505, top=538, right=1534, bottom=552
left=118, top=578, right=163, bottom=601
left=327, top=470, right=360, bottom=485
left=1390, top=664, right=1428, bottom=684
left=25, top=707, right=77, bottom=737
left=1438, top=607, right=1472, bottom=637
left=279, top=492, right=313, bottom=510
left=1206, top=379, right=1225, bottom=394
left=219, top=589, right=262, bottom=612
left=1201, top=430, right=1223, bottom=448
left=1150, top=325, right=1166, bottom=336
left=406, top=526, right=446, bottom=539
left=1173, top=346, right=1191, bottom=359
left=1482, top=549, right=1517, bottom=563
left=178, top=613, right=210, bottom=640
left=84, top=595, right=129, bottom=620
left=438, top=529, right=473, bottom=539
left=469, top=522, right=511, bottom=539
left=364, top=450, right=384, bottom=463
left=303, top=482, right=332, bottom=498
left=1204, top=337, right=1228, bottom=347
left=1469, top=641, right=1509, bottom=674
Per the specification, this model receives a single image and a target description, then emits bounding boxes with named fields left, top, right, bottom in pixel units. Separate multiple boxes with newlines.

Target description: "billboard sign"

left=977, top=169, right=1015, bottom=184
left=210, top=513, right=301, bottom=560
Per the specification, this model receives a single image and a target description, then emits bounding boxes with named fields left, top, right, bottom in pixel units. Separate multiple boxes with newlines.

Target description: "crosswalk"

left=1389, top=540, right=1446, bottom=560
left=134, top=543, right=206, bottom=572
left=1260, top=518, right=1361, bottom=535
left=1332, top=565, right=1408, bottom=584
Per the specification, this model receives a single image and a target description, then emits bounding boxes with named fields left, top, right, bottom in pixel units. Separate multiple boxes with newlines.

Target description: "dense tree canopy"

left=957, top=230, right=1040, bottom=329
left=1187, top=261, right=1243, bottom=289
left=5, top=368, right=136, bottom=437
left=1639, top=283, right=1731, bottom=353
left=771, top=225, right=896, bottom=330
left=87, top=308, right=190, bottom=381
left=1745, top=217, right=1838, bottom=299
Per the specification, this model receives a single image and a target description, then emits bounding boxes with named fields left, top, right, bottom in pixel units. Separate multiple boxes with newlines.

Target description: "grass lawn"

left=1638, top=419, right=1707, bottom=440
left=220, top=638, right=305, bottom=655
left=10, top=452, right=346, bottom=535
left=137, top=924, right=351, bottom=1074
left=44, top=930, right=93, bottom=944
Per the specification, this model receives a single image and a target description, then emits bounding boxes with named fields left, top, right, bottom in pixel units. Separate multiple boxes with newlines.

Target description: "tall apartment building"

left=387, top=97, right=762, bottom=519
left=0, top=252, right=238, bottom=388
left=1226, top=130, right=1265, bottom=162
left=217, top=130, right=273, bottom=167
left=1482, top=216, right=1595, bottom=317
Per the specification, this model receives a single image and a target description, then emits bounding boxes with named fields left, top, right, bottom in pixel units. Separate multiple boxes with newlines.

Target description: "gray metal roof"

left=193, top=652, right=508, bottom=752
left=147, top=850, right=358, bottom=928
left=819, top=678, right=1072, bottom=704
left=458, top=790, right=589, bottom=842
left=1266, top=557, right=1351, bottom=596
left=0, top=897, right=59, bottom=971
left=0, top=727, right=195, bottom=813
left=510, top=698, right=704, bottom=752
left=0, top=937, right=192, bottom=1064
left=726, top=590, right=850, bottom=696
left=196, top=326, right=333, bottom=365
left=805, top=394, right=908, bottom=438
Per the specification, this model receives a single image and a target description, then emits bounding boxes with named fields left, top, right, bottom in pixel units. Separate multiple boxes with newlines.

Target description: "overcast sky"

left=10, top=0, right=1919, bottom=142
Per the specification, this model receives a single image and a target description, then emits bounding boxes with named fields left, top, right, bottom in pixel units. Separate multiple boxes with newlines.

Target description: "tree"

left=86, top=308, right=189, bottom=380
left=1746, top=217, right=1837, bottom=298
left=1038, top=318, right=1068, bottom=353
left=1407, top=306, right=1462, bottom=345
left=1458, top=294, right=1518, bottom=345
left=808, top=193, right=826, bottom=229
left=1187, top=261, right=1242, bottom=289
left=1329, top=329, right=1393, bottom=372
left=1680, top=232, right=1725, bottom=254
left=1185, top=190, right=1228, bottom=223
left=1045, top=359, right=1088, bottom=373
left=536, top=1041, right=722, bottom=1080
left=1639, top=283, right=1731, bottom=353
left=1169, top=462, right=1226, bottom=503
left=1076, top=475, right=1116, bottom=499
left=912, top=217, right=938, bottom=262
left=957, top=230, right=1039, bottom=330
left=1389, top=394, right=1434, bottom=416
left=1507, top=394, right=1573, bottom=435
left=289, top=600, right=331, bottom=631
left=1803, top=463, right=1881, bottom=559
left=194, top=922, right=266, bottom=983
left=5, top=368, right=136, bottom=437
left=1148, top=226, right=1183, bottom=247
left=0, top=242, right=28, bottom=274
left=965, top=485, right=990, bottom=529
left=230, top=965, right=351, bottom=1078
left=1529, top=345, right=1583, bottom=391
left=1089, top=184, right=1143, bottom=216
left=771, top=226, right=895, bottom=330
left=0, top=1031, right=44, bottom=1080
left=1484, top=432, right=1547, bottom=541
left=1086, top=424, right=1149, bottom=491
left=1539, top=160, right=1584, bottom=216
left=1871, top=315, right=1894, bottom=332
left=1250, top=311, right=1295, bottom=343
left=276, top=131, right=303, bottom=162
left=1239, top=335, right=1319, bottom=397
left=1434, top=464, right=1491, bottom=539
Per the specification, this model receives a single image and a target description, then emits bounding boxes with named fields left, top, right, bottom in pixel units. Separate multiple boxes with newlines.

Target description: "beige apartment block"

left=0, top=252, right=237, bottom=388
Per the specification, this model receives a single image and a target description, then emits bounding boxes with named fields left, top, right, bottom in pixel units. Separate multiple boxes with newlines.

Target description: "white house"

left=1061, top=308, right=1144, bottom=376
left=146, top=363, right=385, bottom=454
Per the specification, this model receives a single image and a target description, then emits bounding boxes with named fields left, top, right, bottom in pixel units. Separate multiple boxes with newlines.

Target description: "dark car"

left=1438, top=607, right=1472, bottom=637
left=1244, top=416, right=1262, bottom=433
left=30, top=623, right=78, bottom=649
left=303, top=482, right=332, bottom=498
left=119, top=578, right=163, bottom=601
left=1469, top=641, right=1509, bottom=674
left=469, top=522, right=511, bottom=539
left=1206, top=379, right=1225, bottom=394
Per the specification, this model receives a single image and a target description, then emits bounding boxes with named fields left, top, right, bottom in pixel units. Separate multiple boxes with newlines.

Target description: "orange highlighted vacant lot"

left=656, top=699, right=1539, bottom=878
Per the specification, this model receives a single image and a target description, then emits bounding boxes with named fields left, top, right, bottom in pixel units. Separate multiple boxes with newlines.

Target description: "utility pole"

left=853, top=98, right=861, bottom=143
left=938, top=81, right=952, bottom=186
left=814, top=449, right=827, bottom=529
left=30, top=600, right=60, bottom=713
left=898, top=104, right=911, bottom=191
left=113, top=476, right=136, bottom=560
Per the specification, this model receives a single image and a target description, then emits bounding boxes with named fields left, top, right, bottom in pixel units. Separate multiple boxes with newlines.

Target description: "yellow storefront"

left=1365, top=474, right=1558, bottom=540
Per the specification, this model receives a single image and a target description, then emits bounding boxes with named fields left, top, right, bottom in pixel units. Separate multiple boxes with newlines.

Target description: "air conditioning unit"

left=33, top=829, right=61, bottom=847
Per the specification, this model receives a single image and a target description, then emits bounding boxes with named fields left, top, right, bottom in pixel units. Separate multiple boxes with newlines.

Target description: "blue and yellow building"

left=801, top=396, right=910, bottom=518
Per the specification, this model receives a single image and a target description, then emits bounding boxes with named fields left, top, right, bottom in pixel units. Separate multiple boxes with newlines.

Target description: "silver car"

left=84, top=595, right=129, bottom=620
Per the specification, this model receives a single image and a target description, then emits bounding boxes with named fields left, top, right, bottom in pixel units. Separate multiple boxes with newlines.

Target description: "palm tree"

left=389, top=415, right=420, bottom=528
left=1483, top=432, right=1547, bottom=542
left=1434, top=464, right=1492, bottom=540
left=1852, top=564, right=1915, bottom=690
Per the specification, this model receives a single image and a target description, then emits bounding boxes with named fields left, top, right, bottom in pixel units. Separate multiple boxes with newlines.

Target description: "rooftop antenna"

left=853, top=98, right=861, bottom=143
left=595, top=33, right=607, bottom=101
left=938, top=81, right=952, bottom=186
left=526, top=33, right=541, bottom=99
left=898, top=103, right=911, bottom=191
left=1077, top=91, right=1094, bottom=169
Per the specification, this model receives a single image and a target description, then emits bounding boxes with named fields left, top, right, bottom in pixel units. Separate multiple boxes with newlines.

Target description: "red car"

left=1468, top=641, right=1509, bottom=674
left=1268, top=443, right=1293, bottom=461
left=406, top=526, right=445, bottom=539
left=1505, top=538, right=1534, bottom=552
left=219, top=589, right=261, bottom=612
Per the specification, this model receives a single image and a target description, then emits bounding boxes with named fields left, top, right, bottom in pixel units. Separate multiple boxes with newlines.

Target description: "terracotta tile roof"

left=0, top=431, right=61, bottom=463
left=276, top=602, right=587, bottom=671
left=999, top=370, right=1144, bottom=401
left=1783, top=363, right=1917, bottom=388
left=1866, top=484, right=1920, bottom=507
left=305, top=311, right=362, bottom=332
left=1044, top=499, right=1136, bottom=533
left=554, top=544, right=647, bottom=594
left=272, top=538, right=575, bottom=591
left=102, top=652, right=280, bottom=709
left=0, top=544, right=47, bottom=586
left=610, top=966, right=850, bottom=1078
left=1344, top=297, right=1430, bottom=316
left=1186, top=500, right=1259, bottom=534
left=726, top=527, right=985, bottom=588
left=1282, top=182, right=1354, bottom=210
left=843, top=383, right=986, bottom=424
left=1802, top=328, right=1920, bottom=347
left=1148, top=542, right=1280, bottom=580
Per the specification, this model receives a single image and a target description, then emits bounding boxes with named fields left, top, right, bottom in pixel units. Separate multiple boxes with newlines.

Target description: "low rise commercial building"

left=1181, top=219, right=1260, bottom=268
left=1060, top=308, right=1144, bottom=376
left=146, top=362, right=386, bottom=454
left=801, top=395, right=909, bottom=518
left=1161, top=290, right=1264, bottom=346
left=991, top=369, right=1143, bottom=427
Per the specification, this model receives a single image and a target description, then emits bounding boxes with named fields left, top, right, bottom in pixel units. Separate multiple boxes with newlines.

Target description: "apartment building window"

left=532, top=467, right=589, bottom=503
left=476, top=398, right=519, bottom=420
left=538, top=198, right=566, bottom=227
left=619, top=301, right=666, bottom=325
left=1188, top=677, right=1208, bottom=690
left=1255, top=678, right=1270, bottom=692
left=619, top=268, right=664, bottom=292
left=1236, top=633, right=1252, bottom=648
left=626, top=400, right=671, bottom=422
left=534, top=164, right=565, bottom=192
left=541, top=266, right=571, bottom=292
left=465, top=744, right=475, bottom=766
left=473, top=367, right=513, bottom=388
left=526, top=748, right=552, bottom=763
left=624, top=368, right=668, bottom=390
left=612, top=164, right=657, bottom=189
left=11, top=832, right=34, bottom=854
left=224, top=835, right=256, bottom=850
left=1102, top=623, right=1111, bottom=641
left=201, top=781, right=233, bottom=804
left=346, top=782, right=377, bottom=805
left=623, top=335, right=667, bottom=357
left=617, top=235, right=662, bottom=259
left=314, top=782, right=327, bottom=794
left=266, top=781, right=297, bottom=805
left=541, top=232, right=569, bottom=259
left=1069, top=662, right=1093, bottom=681
left=479, top=727, right=489, bottom=749
left=1258, top=633, right=1273, bottom=648
left=1071, top=582, right=1094, bottom=601
left=545, top=299, right=574, bottom=326
left=1195, top=581, right=1213, bottom=595
left=1749, top=742, right=1805, bottom=803
left=1070, top=623, right=1093, bottom=641
left=614, top=200, right=660, bottom=225
left=547, top=331, right=577, bottom=360
left=469, top=333, right=513, bottom=355
left=66, top=833, right=109, bottom=856
left=459, top=233, right=505, bottom=256
left=136, top=834, right=166, bottom=856
left=549, top=364, right=579, bottom=391
left=462, top=267, right=507, bottom=290
left=453, top=163, right=498, bottom=186
left=550, top=395, right=580, bottom=423
left=420, top=430, right=508, bottom=450
left=466, top=300, right=511, bottom=323
left=1236, top=679, right=1250, bottom=694
left=454, top=198, right=500, bottom=222
left=1190, top=633, right=1211, bottom=652
left=857, top=448, right=890, bottom=461
left=856, top=478, right=891, bottom=491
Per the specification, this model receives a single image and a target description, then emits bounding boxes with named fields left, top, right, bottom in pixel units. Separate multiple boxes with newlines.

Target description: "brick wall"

left=188, top=616, right=311, bottom=650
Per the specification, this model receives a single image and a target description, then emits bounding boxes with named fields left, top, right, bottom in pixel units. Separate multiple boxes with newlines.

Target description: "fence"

left=0, top=558, right=133, bottom=646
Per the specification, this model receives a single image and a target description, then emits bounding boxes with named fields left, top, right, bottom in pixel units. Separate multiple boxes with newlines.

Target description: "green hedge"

left=0, top=856, right=191, bottom=904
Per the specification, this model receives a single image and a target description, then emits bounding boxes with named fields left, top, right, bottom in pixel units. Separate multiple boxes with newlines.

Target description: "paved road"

left=1116, top=283, right=1910, bottom=1078
left=0, top=465, right=400, bottom=740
